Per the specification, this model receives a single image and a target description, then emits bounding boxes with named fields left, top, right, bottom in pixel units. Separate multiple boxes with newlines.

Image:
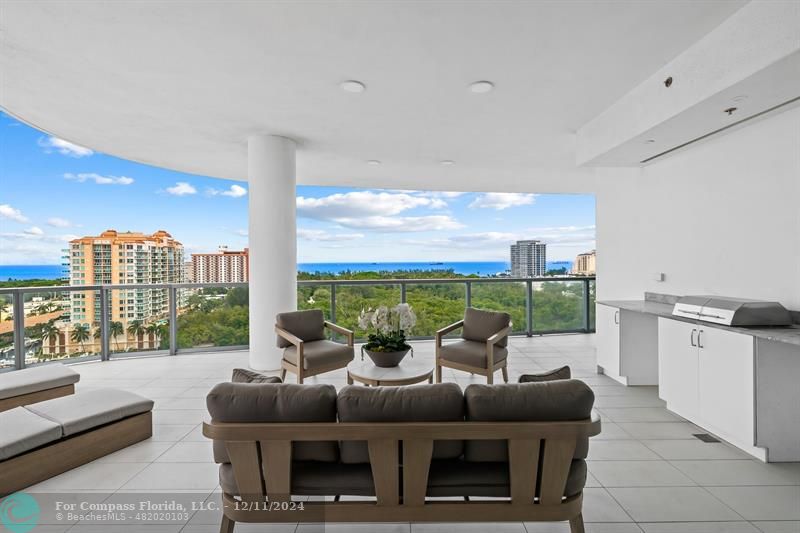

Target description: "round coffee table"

left=346, top=358, right=434, bottom=386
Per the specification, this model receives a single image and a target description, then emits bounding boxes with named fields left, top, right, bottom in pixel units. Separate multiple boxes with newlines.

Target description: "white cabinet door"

left=658, top=318, right=699, bottom=418
left=596, top=304, right=620, bottom=377
left=698, top=327, right=755, bottom=447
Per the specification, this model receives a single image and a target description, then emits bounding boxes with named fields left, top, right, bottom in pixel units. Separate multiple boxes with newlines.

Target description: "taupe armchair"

left=275, top=309, right=354, bottom=384
left=435, top=307, right=512, bottom=384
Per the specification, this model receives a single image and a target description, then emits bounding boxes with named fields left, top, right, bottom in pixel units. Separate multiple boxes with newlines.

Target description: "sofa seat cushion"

left=0, top=363, right=80, bottom=400
left=462, top=307, right=511, bottom=347
left=0, top=407, right=63, bottom=460
left=518, top=365, right=571, bottom=383
left=219, top=461, right=375, bottom=497
left=438, top=340, right=508, bottom=369
left=207, top=382, right=339, bottom=463
left=283, top=340, right=353, bottom=370
left=426, top=459, right=587, bottom=499
left=463, top=380, right=595, bottom=461
left=337, top=383, right=465, bottom=464
left=276, top=309, right=326, bottom=348
left=25, top=388, right=153, bottom=437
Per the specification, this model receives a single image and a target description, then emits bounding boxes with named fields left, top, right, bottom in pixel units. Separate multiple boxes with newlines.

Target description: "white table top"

left=346, top=357, right=434, bottom=383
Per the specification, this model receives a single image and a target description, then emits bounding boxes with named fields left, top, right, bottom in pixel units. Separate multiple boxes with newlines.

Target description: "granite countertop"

left=598, top=299, right=800, bottom=347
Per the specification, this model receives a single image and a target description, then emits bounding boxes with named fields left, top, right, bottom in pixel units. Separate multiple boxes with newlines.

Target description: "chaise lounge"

left=0, top=363, right=80, bottom=412
left=204, top=377, right=600, bottom=532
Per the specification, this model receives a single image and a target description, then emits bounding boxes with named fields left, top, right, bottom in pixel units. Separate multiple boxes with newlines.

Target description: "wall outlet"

left=653, top=272, right=665, bottom=282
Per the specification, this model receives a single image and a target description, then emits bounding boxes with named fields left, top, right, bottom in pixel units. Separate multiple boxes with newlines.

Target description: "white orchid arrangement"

left=358, top=303, right=417, bottom=354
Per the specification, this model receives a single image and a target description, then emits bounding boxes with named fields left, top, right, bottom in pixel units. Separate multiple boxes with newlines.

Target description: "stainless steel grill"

left=672, top=295, right=792, bottom=326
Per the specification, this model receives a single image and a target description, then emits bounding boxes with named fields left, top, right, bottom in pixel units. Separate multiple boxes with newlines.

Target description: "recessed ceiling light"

left=440, top=160, right=456, bottom=166
left=341, top=80, right=366, bottom=93
left=469, top=81, right=494, bottom=93
left=732, top=95, right=748, bottom=103
left=366, top=160, right=381, bottom=165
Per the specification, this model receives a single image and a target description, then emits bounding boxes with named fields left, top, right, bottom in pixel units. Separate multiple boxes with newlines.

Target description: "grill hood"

left=672, top=295, right=792, bottom=327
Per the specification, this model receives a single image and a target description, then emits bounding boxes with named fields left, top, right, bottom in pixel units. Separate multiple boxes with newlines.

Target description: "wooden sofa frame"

left=435, top=320, right=513, bottom=384
left=0, top=383, right=75, bottom=412
left=0, top=411, right=152, bottom=497
left=203, top=414, right=601, bottom=533
left=275, top=321, right=354, bottom=384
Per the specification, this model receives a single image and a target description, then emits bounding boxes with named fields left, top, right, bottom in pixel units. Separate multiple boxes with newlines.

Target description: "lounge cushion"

left=0, top=363, right=80, bottom=400
left=276, top=309, right=326, bottom=348
left=231, top=368, right=282, bottom=383
left=438, top=340, right=508, bottom=369
left=518, top=365, right=571, bottom=383
left=337, top=383, right=465, bottom=464
left=219, top=461, right=375, bottom=497
left=427, top=459, right=587, bottom=498
left=463, top=380, right=595, bottom=461
left=25, top=388, right=153, bottom=437
left=0, top=407, right=63, bottom=460
left=283, top=340, right=353, bottom=370
left=462, top=307, right=511, bottom=348
left=207, top=382, right=339, bottom=463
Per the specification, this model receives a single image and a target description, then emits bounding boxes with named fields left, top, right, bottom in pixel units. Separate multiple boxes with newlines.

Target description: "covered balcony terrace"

left=1, top=1, right=799, bottom=532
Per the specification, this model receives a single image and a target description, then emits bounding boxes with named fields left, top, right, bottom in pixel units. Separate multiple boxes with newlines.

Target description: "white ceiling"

left=0, top=1, right=747, bottom=192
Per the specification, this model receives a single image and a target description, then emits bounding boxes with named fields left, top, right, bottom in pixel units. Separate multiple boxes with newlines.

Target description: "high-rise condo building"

left=510, top=240, right=547, bottom=277
left=572, top=249, right=596, bottom=275
left=191, top=246, right=249, bottom=283
left=66, top=229, right=185, bottom=325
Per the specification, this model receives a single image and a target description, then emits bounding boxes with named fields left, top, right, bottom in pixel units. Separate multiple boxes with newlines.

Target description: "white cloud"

left=298, top=229, right=365, bottom=241
left=38, top=136, right=94, bottom=157
left=0, top=204, right=29, bottom=223
left=24, top=226, right=44, bottom=236
left=296, top=191, right=457, bottom=232
left=329, top=215, right=463, bottom=232
left=207, top=184, right=248, bottom=198
left=165, top=182, right=197, bottom=196
left=469, top=193, right=537, bottom=210
left=46, top=217, right=73, bottom=228
left=234, top=229, right=248, bottom=237
left=64, top=172, right=134, bottom=185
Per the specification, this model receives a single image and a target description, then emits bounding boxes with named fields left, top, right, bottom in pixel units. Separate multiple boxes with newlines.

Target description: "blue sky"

left=0, top=111, right=595, bottom=265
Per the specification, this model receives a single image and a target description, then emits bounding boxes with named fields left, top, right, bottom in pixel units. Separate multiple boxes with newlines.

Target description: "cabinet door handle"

left=614, top=310, right=619, bottom=324
left=697, top=329, right=704, bottom=349
left=690, top=328, right=697, bottom=347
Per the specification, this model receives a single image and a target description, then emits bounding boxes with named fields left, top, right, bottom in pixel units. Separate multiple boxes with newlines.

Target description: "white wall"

left=596, top=105, right=800, bottom=310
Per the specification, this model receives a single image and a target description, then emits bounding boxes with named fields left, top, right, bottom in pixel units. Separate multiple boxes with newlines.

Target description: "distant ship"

left=429, top=262, right=444, bottom=265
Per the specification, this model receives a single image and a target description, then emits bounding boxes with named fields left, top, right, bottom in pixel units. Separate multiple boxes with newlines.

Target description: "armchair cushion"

left=463, top=379, right=595, bottom=462
left=438, top=339, right=508, bottom=369
left=518, top=365, right=571, bottom=383
left=336, top=383, right=465, bottom=464
left=461, top=307, right=511, bottom=347
left=283, top=340, right=354, bottom=370
left=231, top=368, right=282, bottom=383
left=207, top=382, right=339, bottom=463
left=275, top=309, right=326, bottom=348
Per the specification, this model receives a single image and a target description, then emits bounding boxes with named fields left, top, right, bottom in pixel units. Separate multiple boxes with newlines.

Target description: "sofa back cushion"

left=463, top=379, right=594, bottom=461
left=276, top=309, right=326, bottom=348
left=336, top=383, right=465, bottom=463
left=461, top=307, right=511, bottom=348
left=207, top=382, right=338, bottom=463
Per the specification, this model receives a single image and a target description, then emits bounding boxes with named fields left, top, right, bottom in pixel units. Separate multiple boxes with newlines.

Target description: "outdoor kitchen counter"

left=598, top=299, right=800, bottom=347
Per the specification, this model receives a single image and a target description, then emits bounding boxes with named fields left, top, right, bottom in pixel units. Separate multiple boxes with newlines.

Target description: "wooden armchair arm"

left=435, top=320, right=464, bottom=347
left=486, top=324, right=512, bottom=345
left=274, top=325, right=304, bottom=347
left=324, top=321, right=354, bottom=346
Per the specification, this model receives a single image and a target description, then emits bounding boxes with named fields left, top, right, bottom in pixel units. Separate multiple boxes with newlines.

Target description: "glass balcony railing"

left=0, top=276, right=595, bottom=370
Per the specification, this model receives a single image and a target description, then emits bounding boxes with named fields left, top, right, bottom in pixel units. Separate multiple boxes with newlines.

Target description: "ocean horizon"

left=0, top=260, right=574, bottom=281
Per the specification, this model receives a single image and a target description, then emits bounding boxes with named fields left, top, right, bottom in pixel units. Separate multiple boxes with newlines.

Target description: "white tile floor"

left=22, top=334, right=800, bottom=532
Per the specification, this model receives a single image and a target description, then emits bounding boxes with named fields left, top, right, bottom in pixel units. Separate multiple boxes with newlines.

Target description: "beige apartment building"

left=191, top=247, right=249, bottom=283
left=49, top=229, right=186, bottom=355
left=572, top=250, right=596, bottom=276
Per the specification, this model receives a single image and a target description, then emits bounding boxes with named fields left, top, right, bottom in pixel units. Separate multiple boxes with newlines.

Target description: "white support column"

left=247, top=135, right=297, bottom=370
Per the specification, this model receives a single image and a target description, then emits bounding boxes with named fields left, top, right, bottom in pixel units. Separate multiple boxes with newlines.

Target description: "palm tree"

left=40, top=322, right=60, bottom=358
left=70, top=323, right=91, bottom=354
left=109, top=321, right=124, bottom=352
left=127, top=320, right=145, bottom=349
left=145, top=323, right=160, bottom=349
